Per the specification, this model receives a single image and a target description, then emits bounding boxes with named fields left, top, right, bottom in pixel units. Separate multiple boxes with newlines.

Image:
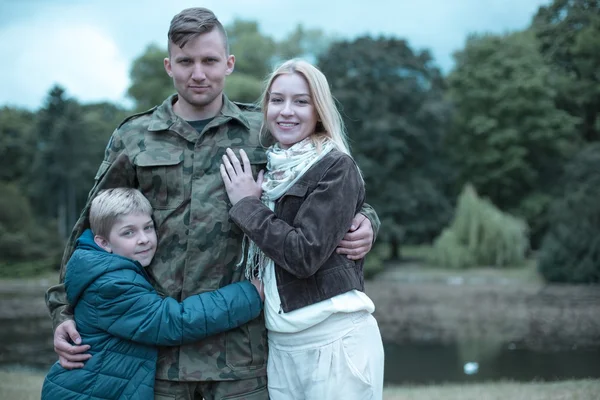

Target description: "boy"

left=42, top=188, right=264, bottom=399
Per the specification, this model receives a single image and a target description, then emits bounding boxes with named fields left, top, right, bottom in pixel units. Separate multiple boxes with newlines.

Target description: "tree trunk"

left=57, top=187, right=66, bottom=240
left=390, top=237, right=401, bottom=261
left=67, top=180, right=77, bottom=239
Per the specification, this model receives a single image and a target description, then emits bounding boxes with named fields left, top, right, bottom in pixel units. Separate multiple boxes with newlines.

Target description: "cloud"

left=0, top=14, right=129, bottom=109
left=0, top=0, right=551, bottom=110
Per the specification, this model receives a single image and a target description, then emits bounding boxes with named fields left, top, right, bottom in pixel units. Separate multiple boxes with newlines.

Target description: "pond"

left=1, top=314, right=599, bottom=385
left=384, top=342, right=600, bottom=385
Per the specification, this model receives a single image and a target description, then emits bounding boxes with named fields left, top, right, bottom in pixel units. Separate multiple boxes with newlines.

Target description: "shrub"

left=431, top=184, right=529, bottom=269
left=0, top=182, right=63, bottom=274
left=363, top=243, right=386, bottom=280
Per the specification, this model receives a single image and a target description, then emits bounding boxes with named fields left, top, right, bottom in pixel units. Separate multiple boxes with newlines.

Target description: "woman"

left=220, top=59, right=384, bottom=399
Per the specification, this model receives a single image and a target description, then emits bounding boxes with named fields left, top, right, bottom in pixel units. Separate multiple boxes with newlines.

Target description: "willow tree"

left=432, top=184, right=529, bottom=269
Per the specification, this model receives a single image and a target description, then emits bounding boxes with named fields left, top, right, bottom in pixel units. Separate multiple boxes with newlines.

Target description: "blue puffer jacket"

left=42, top=229, right=262, bottom=400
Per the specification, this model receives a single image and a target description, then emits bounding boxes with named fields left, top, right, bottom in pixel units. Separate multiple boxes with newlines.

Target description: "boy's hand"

left=250, top=278, right=265, bottom=301
left=54, top=320, right=91, bottom=369
left=220, top=148, right=264, bottom=206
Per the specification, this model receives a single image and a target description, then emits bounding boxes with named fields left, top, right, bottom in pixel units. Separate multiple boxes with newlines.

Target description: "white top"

left=263, top=262, right=375, bottom=333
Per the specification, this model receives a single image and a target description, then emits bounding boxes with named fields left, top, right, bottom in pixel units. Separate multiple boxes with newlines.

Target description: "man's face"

left=164, top=29, right=235, bottom=119
left=96, top=213, right=157, bottom=267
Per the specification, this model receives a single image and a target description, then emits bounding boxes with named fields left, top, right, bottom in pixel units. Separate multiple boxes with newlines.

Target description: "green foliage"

left=0, top=182, right=62, bottom=267
left=0, top=259, right=57, bottom=278
left=28, top=87, right=124, bottom=240
left=534, top=0, right=600, bottom=143
left=224, top=73, right=264, bottom=104
left=319, top=36, right=453, bottom=258
left=276, top=24, right=333, bottom=62
left=127, top=44, right=174, bottom=111
left=0, top=107, right=36, bottom=184
left=126, top=21, right=331, bottom=109
left=538, top=144, right=600, bottom=283
left=363, top=243, right=386, bottom=280
left=446, top=31, right=580, bottom=247
left=432, top=184, right=529, bottom=269
left=227, top=19, right=277, bottom=80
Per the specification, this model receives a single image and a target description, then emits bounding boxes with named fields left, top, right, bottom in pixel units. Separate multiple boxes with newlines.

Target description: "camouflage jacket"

left=46, top=94, right=380, bottom=382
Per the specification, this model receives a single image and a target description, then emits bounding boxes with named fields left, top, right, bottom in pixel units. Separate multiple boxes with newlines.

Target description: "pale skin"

left=54, top=31, right=372, bottom=370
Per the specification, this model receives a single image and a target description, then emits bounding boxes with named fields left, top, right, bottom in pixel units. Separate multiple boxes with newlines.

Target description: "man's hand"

left=54, top=320, right=91, bottom=369
left=336, top=213, right=373, bottom=260
left=250, top=278, right=265, bottom=302
left=220, top=148, right=264, bottom=205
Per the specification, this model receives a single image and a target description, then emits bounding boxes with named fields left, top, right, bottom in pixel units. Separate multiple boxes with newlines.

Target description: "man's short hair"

left=89, top=188, right=153, bottom=238
left=167, top=7, right=229, bottom=55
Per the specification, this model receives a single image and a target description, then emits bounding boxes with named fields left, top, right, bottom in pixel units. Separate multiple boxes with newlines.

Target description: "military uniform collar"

left=148, top=94, right=250, bottom=141
left=219, top=95, right=251, bottom=130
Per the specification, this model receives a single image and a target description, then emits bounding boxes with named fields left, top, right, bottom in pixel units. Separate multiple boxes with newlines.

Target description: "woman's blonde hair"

left=258, top=59, right=352, bottom=156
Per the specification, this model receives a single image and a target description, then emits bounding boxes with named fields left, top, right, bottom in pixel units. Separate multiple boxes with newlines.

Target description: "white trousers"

left=267, top=311, right=384, bottom=400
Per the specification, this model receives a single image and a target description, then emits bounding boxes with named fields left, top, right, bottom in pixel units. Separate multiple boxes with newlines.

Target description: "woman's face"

left=266, top=72, right=318, bottom=149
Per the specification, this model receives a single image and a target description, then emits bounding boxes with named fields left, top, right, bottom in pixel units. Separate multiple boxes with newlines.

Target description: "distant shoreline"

left=368, top=266, right=600, bottom=351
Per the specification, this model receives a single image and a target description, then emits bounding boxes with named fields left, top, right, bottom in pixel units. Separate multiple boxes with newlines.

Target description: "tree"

left=0, top=106, right=36, bottom=184
left=446, top=31, right=580, bottom=246
left=29, top=87, right=119, bottom=240
left=277, top=24, right=333, bottom=62
left=319, top=36, right=453, bottom=258
left=534, top=0, right=600, bottom=143
left=127, top=44, right=174, bottom=111
left=431, top=184, right=529, bottom=269
left=227, top=19, right=277, bottom=80
left=538, top=143, right=600, bottom=283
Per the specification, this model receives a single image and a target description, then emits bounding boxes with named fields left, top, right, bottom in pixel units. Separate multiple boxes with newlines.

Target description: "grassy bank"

left=383, top=379, right=600, bottom=400
left=3, top=369, right=599, bottom=400
left=367, top=259, right=600, bottom=351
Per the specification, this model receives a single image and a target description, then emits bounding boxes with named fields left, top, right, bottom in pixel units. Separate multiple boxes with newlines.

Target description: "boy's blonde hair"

left=89, top=188, right=153, bottom=238
left=259, top=58, right=352, bottom=156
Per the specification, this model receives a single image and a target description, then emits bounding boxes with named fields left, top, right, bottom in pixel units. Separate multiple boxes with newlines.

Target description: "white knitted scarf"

left=243, top=137, right=334, bottom=281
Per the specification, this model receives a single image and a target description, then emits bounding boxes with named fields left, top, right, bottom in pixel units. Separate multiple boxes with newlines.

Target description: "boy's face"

left=95, top=213, right=157, bottom=267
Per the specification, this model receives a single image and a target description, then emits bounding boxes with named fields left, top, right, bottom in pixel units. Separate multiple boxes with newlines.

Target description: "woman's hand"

left=220, top=148, right=264, bottom=206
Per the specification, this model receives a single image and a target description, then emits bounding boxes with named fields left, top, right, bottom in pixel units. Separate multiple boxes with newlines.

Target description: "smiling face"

left=266, top=72, right=319, bottom=149
left=164, top=29, right=235, bottom=120
left=94, top=213, right=157, bottom=267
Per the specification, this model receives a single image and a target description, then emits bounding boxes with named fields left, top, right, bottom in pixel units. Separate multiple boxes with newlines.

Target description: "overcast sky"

left=1, top=0, right=551, bottom=110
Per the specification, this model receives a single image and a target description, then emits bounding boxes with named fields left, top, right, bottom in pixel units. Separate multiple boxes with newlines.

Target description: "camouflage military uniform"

left=46, top=94, right=380, bottom=388
left=47, top=94, right=269, bottom=383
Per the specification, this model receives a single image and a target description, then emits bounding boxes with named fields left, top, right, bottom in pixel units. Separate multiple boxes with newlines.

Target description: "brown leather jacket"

left=229, top=149, right=366, bottom=312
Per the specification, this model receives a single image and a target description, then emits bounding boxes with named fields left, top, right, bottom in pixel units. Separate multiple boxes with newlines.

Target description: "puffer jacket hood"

left=65, top=229, right=148, bottom=307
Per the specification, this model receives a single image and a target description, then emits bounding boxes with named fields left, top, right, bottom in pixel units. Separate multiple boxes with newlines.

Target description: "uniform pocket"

left=220, top=385, right=269, bottom=400
left=134, top=151, right=184, bottom=210
left=225, top=316, right=267, bottom=370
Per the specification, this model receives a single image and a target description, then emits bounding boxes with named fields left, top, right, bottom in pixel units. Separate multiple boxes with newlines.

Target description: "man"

left=46, top=7, right=379, bottom=400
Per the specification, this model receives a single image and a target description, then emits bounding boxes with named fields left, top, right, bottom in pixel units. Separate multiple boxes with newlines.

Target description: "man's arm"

left=45, top=130, right=135, bottom=368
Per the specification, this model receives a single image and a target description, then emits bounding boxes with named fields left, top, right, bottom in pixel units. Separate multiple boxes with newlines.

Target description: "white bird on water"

left=463, top=362, right=479, bottom=375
